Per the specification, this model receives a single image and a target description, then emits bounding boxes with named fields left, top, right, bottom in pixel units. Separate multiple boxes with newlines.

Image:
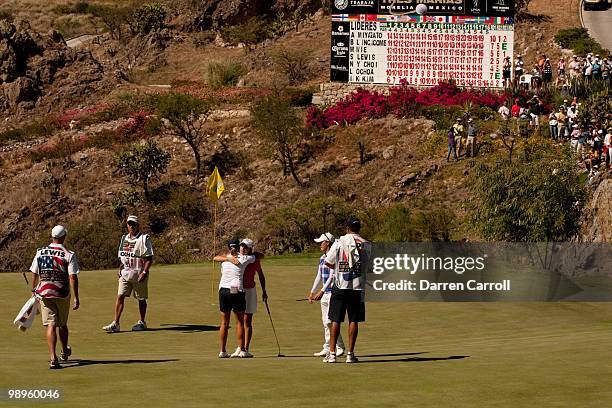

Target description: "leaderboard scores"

left=332, top=16, right=514, bottom=89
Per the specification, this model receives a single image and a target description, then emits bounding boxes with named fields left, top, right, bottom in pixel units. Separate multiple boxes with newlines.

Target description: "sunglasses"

left=127, top=221, right=138, bottom=227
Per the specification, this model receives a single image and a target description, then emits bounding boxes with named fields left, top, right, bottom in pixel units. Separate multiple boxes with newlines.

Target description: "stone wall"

left=312, top=82, right=391, bottom=106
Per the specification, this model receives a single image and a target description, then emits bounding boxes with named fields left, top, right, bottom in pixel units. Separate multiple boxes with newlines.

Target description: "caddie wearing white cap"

left=308, top=232, right=345, bottom=358
left=30, top=225, right=80, bottom=369
left=103, top=215, right=154, bottom=333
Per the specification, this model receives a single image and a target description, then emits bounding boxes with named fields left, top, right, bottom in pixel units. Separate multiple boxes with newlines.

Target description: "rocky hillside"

left=0, top=0, right=608, bottom=272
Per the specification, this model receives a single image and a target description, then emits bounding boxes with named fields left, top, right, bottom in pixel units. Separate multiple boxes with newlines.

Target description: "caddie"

left=103, top=215, right=153, bottom=333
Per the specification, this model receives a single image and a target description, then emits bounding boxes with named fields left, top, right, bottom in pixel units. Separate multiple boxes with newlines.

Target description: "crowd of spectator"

left=505, top=54, right=612, bottom=91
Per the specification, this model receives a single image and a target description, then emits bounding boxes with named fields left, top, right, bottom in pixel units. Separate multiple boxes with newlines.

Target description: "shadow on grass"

left=359, top=355, right=469, bottom=363
left=61, top=358, right=178, bottom=368
left=258, top=352, right=427, bottom=359
left=147, top=324, right=220, bottom=333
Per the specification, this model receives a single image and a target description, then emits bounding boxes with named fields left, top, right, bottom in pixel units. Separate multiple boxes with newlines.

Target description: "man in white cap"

left=30, top=225, right=80, bottom=369
left=308, top=232, right=345, bottom=358
left=235, top=238, right=267, bottom=357
left=103, top=215, right=153, bottom=333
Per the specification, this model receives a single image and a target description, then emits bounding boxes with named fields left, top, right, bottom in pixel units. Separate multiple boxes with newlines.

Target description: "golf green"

left=1, top=255, right=611, bottom=407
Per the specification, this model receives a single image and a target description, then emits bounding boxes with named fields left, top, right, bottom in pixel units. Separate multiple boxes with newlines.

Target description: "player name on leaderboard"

left=340, top=16, right=513, bottom=88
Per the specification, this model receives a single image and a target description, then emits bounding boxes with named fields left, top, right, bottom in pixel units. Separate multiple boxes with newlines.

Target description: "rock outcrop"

left=0, top=19, right=110, bottom=114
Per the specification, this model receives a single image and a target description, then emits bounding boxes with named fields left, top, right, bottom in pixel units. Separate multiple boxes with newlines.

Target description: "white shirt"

left=325, top=234, right=371, bottom=291
left=219, top=254, right=256, bottom=291
left=118, top=233, right=154, bottom=281
left=604, top=133, right=611, bottom=147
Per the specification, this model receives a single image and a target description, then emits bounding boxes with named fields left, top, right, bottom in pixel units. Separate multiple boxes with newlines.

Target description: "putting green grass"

left=1, top=255, right=611, bottom=407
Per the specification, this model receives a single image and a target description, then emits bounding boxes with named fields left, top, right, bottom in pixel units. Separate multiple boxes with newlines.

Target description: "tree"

left=251, top=94, right=304, bottom=186
left=129, top=3, right=166, bottom=35
left=153, top=92, right=213, bottom=179
left=271, top=47, right=313, bottom=85
left=469, top=153, right=586, bottom=242
left=116, top=141, right=170, bottom=200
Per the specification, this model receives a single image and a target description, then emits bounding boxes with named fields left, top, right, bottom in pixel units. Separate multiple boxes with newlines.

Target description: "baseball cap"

left=314, top=233, right=335, bottom=243
left=240, top=238, right=254, bottom=248
left=51, top=225, right=67, bottom=238
left=127, top=215, right=139, bottom=224
left=228, top=238, right=240, bottom=248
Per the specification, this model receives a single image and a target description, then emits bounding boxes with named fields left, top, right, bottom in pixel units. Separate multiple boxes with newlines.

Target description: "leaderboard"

left=331, top=15, right=514, bottom=89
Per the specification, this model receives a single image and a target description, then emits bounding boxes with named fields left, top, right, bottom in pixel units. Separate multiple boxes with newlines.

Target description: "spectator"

left=577, top=127, right=589, bottom=159
left=453, top=118, right=465, bottom=157
left=503, top=57, right=512, bottom=88
left=557, top=57, right=565, bottom=76
left=542, top=58, right=553, bottom=83
left=511, top=99, right=521, bottom=118
left=531, top=66, right=542, bottom=90
left=568, top=56, right=580, bottom=79
left=446, top=127, right=458, bottom=162
left=498, top=101, right=510, bottom=120
left=466, top=119, right=477, bottom=157
left=567, top=103, right=578, bottom=128
left=548, top=111, right=558, bottom=141
left=570, top=124, right=580, bottom=153
left=592, top=58, right=602, bottom=80
left=556, top=108, right=568, bottom=140
left=514, top=55, right=524, bottom=84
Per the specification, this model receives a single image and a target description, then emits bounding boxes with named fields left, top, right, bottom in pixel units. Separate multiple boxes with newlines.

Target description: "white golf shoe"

left=346, top=352, right=359, bottom=363
left=313, top=349, right=329, bottom=357
left=322, top=353, right=336, bottom=363
left=103, top=321, right=120, bottom=333
left=218, top=351, right=230, bottom=358
left=242, top=350, right=254, bottom=358
left=132, top=320, right=147, bottom=331
left=230, top=347, right=242, bottom=358
left=335, top=347, right=345, bottom=357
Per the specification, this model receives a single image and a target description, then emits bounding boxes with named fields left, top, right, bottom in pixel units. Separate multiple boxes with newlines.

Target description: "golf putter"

left=264, top=299, right=284, bottom=357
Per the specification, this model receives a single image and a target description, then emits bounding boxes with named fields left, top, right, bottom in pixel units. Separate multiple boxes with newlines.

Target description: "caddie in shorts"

left=30, top=225, right=80, bottom=369
left=103, top=215, right=153, bottom=333
left=323, top=217, right=371, bottom=364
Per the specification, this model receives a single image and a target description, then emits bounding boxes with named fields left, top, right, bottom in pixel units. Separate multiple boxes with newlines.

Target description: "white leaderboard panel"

left=331, top=15, right=514, bottom=89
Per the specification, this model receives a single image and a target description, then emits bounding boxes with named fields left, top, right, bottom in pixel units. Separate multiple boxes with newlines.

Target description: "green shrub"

left=168, top=186, right=210, bottom=225
left=129, top=3, right=166, bottom=34
left=206, top=61, right=246, bottom=89
left=67, top=209, right=125, bottom=269
left=116, top=140, right=171, bottom=200
left=262, top=197, right=352, bottom=253
left=110, top=187, right=141, bottom=219
left=554, top=28, right=607, bottom=56
left=0, top=128, right=26, bottom=145
left=271, top=47, right=313, bottom=84
left=220, top=17, right=268, bottom=48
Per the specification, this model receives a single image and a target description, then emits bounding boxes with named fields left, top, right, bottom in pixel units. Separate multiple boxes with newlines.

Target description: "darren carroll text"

left=372, top=280, right=512, bottom=291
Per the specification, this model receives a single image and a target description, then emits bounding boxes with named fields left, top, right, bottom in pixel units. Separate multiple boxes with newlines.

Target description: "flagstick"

left=211, top=201, right=217, bottom=305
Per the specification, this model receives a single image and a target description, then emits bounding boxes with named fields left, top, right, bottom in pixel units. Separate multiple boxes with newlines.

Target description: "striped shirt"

left=311, top=254, right=334, bottom=294
left=30, top=243, right=79, bottom=299
left=319, top=255, right=333, bottom=293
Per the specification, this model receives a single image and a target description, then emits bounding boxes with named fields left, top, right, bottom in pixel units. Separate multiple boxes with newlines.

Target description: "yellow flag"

left=207, top=166, right=225, bottom=203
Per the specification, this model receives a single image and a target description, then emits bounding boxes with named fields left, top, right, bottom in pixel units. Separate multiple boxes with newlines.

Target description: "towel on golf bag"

left=13, top=296, right=40, bottom=331
left=338, top=234, right=360, bottom=269
left=132, top=233, right=150, bottom=258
